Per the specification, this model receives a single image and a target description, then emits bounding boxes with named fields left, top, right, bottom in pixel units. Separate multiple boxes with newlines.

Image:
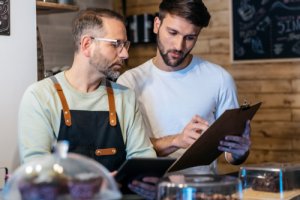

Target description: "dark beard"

left=157, top=34, right=190, bottom=68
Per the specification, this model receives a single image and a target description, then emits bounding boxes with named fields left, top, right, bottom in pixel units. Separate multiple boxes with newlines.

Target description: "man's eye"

left=185, top=36, right=196, bottom=41
left=111, top=42, right=119, bottom=48
left=169, top=31, right=177, bottom=36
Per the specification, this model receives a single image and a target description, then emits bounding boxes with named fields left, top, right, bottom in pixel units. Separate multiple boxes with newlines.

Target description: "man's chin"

left=107, top=71, right=120, bottom=81
left=163, top=55, right=183, bottom=67
left=165, top=60, right=182, bottom=68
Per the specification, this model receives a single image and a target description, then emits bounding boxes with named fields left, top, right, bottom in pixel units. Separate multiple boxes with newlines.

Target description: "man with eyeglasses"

left=18, top=9, right=156, bottom=173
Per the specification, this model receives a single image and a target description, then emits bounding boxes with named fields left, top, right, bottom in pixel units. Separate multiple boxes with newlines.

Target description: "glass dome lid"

left=157, top=174, right=243, bottom=200
left=3, top=141, right=121, bottom=200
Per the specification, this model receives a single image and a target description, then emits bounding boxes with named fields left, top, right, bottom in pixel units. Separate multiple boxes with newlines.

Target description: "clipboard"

left=166, top=102, right=262, bottom=173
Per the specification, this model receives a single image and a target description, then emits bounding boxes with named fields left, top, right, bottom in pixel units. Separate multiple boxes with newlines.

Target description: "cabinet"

left=36, top=1, right=79, bottom=15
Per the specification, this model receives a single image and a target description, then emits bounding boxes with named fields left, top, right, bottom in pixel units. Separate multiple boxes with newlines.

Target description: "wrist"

left=171, top=133, right=182, bottom=148
left=225, top=150, right=250, bottom=165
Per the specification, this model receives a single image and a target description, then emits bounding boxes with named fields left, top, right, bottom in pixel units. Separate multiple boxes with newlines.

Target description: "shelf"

left=36, top=1, right=79, bottom=15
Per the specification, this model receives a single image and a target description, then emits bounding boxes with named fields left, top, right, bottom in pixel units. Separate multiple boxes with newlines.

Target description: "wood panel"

left=251, top=121, right=300, bottom=137
left=292, top=79, right=300, bottom=92
left=199, top=26, right=229, bottom=40
left=191, top=40, right=211, bottom=54
left=228, top=63, right=300, bottom=80
left=209, top=38, right=229, bottom=53
left=237, top=94, right=300, bottom=108
left=253, top=108, right=291, bottom=121
left=236, top=80, right=292, bottom=93
left=209, top=11, right=230, bottom=27
left=203, top=0, right=228, bottom=11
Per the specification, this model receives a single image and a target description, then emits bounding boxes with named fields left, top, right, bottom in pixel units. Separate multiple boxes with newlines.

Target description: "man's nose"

left=173, top=36, right=185, bottom=51
left=118, top=47, right=129, bottom=60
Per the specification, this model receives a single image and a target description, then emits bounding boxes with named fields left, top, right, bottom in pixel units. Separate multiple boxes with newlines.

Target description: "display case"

left=157, top=174, right=242, bottom=200
left=239, top=163, right=300, bottom=200
left=3, top=141, right=121, bottom=200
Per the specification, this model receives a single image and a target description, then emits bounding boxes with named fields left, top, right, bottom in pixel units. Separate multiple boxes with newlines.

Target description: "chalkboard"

left=0, top=0, right=10, bottom=36
left=231, top=0, right=300, bottom=62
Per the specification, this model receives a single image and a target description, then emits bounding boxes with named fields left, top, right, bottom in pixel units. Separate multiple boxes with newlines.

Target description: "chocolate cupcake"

left=68, top=173, right=103, bottom=200
left=18, top=170, right=68, bottom=200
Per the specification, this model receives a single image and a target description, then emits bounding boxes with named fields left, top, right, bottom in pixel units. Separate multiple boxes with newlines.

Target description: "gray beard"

left=105, top=70, right=120, bottom=81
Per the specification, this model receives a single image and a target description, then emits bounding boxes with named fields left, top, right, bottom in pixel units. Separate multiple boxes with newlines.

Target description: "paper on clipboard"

left=166, top=102, right=262, bottom=173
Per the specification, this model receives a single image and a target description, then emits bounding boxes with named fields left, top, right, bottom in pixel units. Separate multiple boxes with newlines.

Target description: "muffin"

left=68, top=172, right=103, bottom=200
left=18, top=170, right=68, bottom=200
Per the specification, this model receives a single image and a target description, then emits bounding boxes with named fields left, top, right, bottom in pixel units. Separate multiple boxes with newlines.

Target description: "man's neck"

left=65, top=63, right=104, bottom=93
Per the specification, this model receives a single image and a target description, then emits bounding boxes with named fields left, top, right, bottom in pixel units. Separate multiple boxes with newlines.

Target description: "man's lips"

left=113, top=63, right=123, bottom=71
left=169, top=51, right=182, bottom=58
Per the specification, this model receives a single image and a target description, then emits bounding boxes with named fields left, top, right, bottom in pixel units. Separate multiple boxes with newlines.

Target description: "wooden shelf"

left=36, top=1, right=79, bottom=15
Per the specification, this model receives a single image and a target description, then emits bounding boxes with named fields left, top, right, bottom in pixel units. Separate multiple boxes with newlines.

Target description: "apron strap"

left=106, top=80, right=117, bottom=126
left=50, top=76, right=72, bottom=127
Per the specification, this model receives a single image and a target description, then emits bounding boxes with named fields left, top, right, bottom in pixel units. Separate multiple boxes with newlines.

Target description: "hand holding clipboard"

left=167, top=102, right=262, bottom=173
left=115, top=102, right=262, bottom=185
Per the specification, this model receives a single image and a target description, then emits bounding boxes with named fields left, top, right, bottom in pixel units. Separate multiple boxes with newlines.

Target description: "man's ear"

left=153, top=16, right=161, bottom=34
left=80, top=36, right=93, bottom=57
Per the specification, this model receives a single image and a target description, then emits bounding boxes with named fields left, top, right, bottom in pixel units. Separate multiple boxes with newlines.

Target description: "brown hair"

left=72, top=9, right=125, bottom=52
left=159, top=0, right=210, bottom=28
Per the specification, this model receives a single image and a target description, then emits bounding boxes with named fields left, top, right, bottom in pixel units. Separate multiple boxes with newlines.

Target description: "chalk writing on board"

left=232, top=0, right=300, bottom=61
left=0, top=0, right=10, bottom=35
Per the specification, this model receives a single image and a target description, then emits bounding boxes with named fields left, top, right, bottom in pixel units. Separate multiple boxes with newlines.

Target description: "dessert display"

left=157, top=174, right=242, bottom=200
left=3, top=141, right=121, bottom=200
left=161, top=193, right=238, bottom=200
left=239, top=163, right=300, bottom=199
left=18, top=168, right=68, bottom=200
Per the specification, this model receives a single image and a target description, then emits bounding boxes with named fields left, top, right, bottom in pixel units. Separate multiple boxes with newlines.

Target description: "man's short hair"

left=159, top=0, right=210, bottom=28
left=72, top=9, right=125, bottom=52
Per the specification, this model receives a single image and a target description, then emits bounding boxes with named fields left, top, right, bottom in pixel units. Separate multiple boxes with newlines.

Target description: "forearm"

left=150, top=135, right=180, bottom=157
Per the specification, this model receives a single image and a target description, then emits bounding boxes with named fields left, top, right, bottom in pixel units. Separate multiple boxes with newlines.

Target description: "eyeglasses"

left=90, top=37, right=130, bottom=53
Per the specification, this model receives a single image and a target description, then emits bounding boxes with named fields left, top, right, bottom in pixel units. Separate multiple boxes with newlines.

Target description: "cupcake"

left=18, top=168, right=68, bottom=200
left=68, top=172, right=103, bottom=200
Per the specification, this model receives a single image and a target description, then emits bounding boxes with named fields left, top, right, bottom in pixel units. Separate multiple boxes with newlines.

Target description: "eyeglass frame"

left=90, top=36, right=130, bottom=53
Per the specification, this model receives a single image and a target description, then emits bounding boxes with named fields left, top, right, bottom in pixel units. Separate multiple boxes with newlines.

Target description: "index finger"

left=192, top=115, right=209, bottom=125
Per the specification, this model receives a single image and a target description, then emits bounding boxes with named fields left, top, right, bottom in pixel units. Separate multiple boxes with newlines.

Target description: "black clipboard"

left=166, top=102, right=262, bottom=172
left=115, top=157, right=176, bottom=185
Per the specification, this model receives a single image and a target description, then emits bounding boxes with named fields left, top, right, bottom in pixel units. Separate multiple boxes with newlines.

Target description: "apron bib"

left=50, top=76, right=126, bottom=171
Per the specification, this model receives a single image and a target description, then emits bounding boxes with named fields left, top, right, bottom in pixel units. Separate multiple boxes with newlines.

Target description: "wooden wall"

left=115, top=0, right=300, bottom=173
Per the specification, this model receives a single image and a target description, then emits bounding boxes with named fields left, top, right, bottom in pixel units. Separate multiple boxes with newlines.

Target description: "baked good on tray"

left=18, top=171, right=68, bottom=200
left=251, top=172, right=292, bottom=192
left=68, top=172, right=103, bottom=200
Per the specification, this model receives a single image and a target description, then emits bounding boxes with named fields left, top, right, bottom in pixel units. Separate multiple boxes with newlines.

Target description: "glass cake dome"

left=3, top=141, right=121, bottom=200
left=157, top=174, right=243, bottom=200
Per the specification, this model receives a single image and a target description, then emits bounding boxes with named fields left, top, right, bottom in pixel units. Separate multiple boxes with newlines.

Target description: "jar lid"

left=158, top=174, right=242, bottom=200
left=3, top=141, right=121, bottom=200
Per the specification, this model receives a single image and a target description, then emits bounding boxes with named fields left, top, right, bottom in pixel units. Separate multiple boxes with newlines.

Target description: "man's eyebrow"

left=165, top=27, right=199, bottom=37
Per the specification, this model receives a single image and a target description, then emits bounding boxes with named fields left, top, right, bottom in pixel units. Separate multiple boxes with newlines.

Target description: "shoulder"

left=110, top=80, right=137, bottom=100
left=24, top=77, right=55, bottom=96
left=117, top=60, right=152, bottom=86
left=22, top=76, right=58, bottom=104
left=194, top=56, right=234, bottom=81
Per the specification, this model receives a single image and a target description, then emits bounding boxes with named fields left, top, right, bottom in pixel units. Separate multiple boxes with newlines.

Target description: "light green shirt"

left=18, top=72, right=156, bottom=163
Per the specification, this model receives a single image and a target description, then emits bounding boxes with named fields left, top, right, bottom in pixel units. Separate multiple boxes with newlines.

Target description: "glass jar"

left=157, top=174, right=242, bottom=200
